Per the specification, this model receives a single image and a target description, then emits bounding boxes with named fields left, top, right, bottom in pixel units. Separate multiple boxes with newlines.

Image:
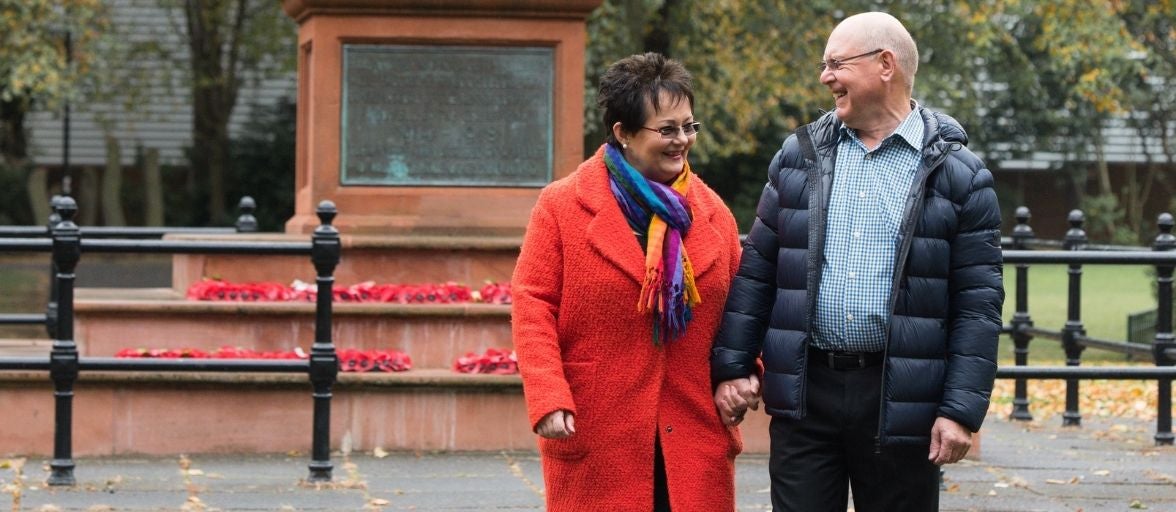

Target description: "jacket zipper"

left=799, top=121, right=835, bottom=420
left=873, top=128, right=952, bottom=453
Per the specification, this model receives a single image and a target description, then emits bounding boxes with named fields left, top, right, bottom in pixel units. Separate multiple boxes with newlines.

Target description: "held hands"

left=714, top=375, right=761, bottom=426
left=928, top=416, right=972, bottom=465
left=536, top=409, right=576, bottom=439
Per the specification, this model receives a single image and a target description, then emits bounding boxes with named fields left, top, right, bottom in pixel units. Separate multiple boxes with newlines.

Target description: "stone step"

left=167, top=233, right=521, bottom=294
left=0, top=370, right=774, bottom=456
left=0, top=338, right=52, bottom=356
left=74, top=288, right=512, bottom=370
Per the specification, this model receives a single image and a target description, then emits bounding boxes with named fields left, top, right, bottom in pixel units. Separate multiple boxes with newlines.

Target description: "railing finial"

left=1157, top=213, right=1174, bottom=247
left=315, top=200, right=337, bottom=228
left=1013, top=206, right=1034, bottom=242
left=55, top=196, right=78, bottom=224
left=1064, top=209, right=1087, bottom=250
left=234, top=196, right=258, bottom=233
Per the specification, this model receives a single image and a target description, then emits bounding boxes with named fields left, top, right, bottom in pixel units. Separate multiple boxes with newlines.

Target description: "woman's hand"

left=536, top=410, right=576, bottom=439
left=714, top=374, right=761, bottom=426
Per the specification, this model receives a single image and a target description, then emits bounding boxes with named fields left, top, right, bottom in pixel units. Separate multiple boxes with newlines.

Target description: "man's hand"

left=536, top=410, right=576, bottom=439
left=928, top=417, right=972, bottom=465
left=714, top=375, right=761, bottom=426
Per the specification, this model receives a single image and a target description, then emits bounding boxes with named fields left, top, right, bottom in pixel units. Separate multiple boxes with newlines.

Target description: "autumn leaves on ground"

left=990, top=374, right=1161, bottom=425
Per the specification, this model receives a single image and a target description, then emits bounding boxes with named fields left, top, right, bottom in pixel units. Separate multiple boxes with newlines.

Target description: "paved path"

left=3, top=416, right=1173, bottom=511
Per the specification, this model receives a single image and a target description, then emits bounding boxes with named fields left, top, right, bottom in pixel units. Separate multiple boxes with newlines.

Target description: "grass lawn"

left=0, top=259, right=50, bottom=338
left=998, top=263, right=1159, bottom=364
left=991, top=263, right=1168, bottom=422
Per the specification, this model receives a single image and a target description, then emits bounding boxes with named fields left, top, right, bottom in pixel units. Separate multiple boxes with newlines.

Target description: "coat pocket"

left=726, top=424, right=745, bottom=458
left=537, top=360, right=597, bottom=460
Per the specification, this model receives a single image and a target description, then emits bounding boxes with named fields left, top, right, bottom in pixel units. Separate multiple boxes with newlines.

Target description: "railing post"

left=234, top=196, right=259, bottom=232
left=45, top=195, right=65, bottom=340
left=307, top=201, right=340, bottom=483
left=1152, top=212, right=1174, bottom=445
left=1010, top=206, right=1035, bottom=421
left=48, top=197, right=81, bottom=486
left=1061, top=210, right=1087, bottom=427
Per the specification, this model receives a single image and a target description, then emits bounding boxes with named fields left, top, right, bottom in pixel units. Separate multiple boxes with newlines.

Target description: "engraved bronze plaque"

left=340, top=45, right=554, bottom=187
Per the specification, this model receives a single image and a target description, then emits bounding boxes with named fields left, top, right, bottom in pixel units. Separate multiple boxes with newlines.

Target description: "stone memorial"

left=340, top=45, right=553, bottom=187
left=281, top=0, right=601, bottom=235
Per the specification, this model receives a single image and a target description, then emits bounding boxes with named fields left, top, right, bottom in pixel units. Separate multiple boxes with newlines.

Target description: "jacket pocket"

left=537, top=360, right=597, bottom=460
left=726, top=425, right=745, bottom=457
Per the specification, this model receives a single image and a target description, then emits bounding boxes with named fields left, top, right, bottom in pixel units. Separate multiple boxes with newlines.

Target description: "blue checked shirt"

left=812, top=109, right=924, bottom=352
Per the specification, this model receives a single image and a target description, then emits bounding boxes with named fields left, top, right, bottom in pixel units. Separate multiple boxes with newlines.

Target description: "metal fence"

left=999, top=207, right=1175, bottom=446
left=0, top=196, right=261, bottom=334
left=3, top=199, right=1173, bottom=488
left=0, top=195, right=260, bottom=239
left=0, top=196, right=341, bottom=485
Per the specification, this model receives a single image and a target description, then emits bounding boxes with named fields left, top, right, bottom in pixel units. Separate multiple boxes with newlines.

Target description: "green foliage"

left=942, top=1, right=1142, bottom=167
left=0, top=161, right=33, bottom=225
left=161, top=96, right=295, bottom=230
left=143, top=0, right=296, bottom=85
left=0, top=0, right=108, bottom=107
left=226, top=97, right=295, bottom=232
left=1079, top=192, right=1140, bottom=245
left=0, top=0, right=109, bottom=171
left=119, top=0, right=296, bottom=225
left=585, top=1, right=1176, bottom=239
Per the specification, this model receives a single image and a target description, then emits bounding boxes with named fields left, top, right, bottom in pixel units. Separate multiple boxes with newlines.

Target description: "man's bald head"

left=830, top=12, right=919, bottom=93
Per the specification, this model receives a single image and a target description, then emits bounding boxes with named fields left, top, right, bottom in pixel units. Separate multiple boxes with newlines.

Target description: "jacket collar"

left=575, top=145, right=724, bottom=285
left=806, top=105, right=968, bottom=165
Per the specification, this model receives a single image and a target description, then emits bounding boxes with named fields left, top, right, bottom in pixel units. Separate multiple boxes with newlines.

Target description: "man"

left=710, top=11, right=1004, bottom=512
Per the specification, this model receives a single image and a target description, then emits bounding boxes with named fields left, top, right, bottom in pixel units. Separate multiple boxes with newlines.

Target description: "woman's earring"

left=622, top=141, right=628, bottom=149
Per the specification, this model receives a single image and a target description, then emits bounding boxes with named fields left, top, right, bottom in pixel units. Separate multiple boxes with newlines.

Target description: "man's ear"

left=878, top=49, right=897, bottom=83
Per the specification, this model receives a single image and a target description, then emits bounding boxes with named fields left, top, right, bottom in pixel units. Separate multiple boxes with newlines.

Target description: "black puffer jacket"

left=711, top=107, right=1004, bottom=446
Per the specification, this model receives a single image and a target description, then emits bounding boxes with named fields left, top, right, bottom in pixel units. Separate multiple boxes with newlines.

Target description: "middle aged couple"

left=511, top=10, right=1005, bottom=512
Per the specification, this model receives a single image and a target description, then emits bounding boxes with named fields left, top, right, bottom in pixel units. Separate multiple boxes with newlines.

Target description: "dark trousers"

left=654, top=434, right=670, bottom=511
left=768, top=359, right=939, bottom=512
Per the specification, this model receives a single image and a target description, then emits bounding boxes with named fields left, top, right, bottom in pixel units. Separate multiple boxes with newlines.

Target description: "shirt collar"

left=891, top=107, right=924, bottom=150
left=838, top=102, right=925, bottom=150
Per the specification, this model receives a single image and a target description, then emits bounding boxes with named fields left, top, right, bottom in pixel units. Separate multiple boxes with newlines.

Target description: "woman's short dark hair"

left=596, top=52, right=694, bottom=148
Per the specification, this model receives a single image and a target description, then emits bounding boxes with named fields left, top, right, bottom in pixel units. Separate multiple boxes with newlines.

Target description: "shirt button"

left=665, top=426, right=673, bottom=433
left=853, top=231, right=861, bottom=238
left=848, top=272, right=856, bottom=279
left=847, top=314, right=854, bottom=322
left=858, top=191, right=866, bottom=199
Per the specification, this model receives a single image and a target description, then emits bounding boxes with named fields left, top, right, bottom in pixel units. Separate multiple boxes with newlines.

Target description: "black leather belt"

left=808, top=346, right=883, bottom=370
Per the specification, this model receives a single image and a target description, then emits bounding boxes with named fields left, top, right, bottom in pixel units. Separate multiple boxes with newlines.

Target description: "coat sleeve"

left=941, top=166, right=1005, bottom=432
left=710, top=140, right=789, bottom=386
left=512, top=191, right=574, bottom=431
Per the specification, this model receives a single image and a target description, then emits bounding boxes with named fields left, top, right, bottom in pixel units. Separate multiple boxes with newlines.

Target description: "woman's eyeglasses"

left=641, top=122, right=702, bottom=139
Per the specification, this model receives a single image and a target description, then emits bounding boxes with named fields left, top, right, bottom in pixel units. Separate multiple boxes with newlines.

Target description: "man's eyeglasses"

left=818, top=49, right=883, bottom=72
left=641, top=122, right=702, bottom=139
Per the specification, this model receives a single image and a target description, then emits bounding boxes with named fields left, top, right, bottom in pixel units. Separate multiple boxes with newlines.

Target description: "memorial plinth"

left=281, top=0, right=599, bottom=235
left=2, top=0, right=614, bottom=458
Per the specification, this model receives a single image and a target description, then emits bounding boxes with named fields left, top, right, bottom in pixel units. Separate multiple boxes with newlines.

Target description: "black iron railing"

left=0, top=196, right=340, bottom=485
left=999, top=207, right=1174, bottom=446
left=0, top=196, right=260, bottom=336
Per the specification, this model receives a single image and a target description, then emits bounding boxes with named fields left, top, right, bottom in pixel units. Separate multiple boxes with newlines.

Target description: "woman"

left=512, top=52, right=743, bottom=511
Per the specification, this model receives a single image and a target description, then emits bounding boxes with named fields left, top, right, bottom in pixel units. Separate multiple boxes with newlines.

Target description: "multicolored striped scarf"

left=603, top=143, right=701, bottom=344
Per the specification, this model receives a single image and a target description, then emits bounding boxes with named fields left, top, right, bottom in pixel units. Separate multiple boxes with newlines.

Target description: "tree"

left=0, top=0, right=108, bottom=170
left=1118, top=1, right=1176, bottom=241
left=584, top=1, right=846, bottom=226
left=584, top=1, right=1174, bottom=238
left=136, top=0, right=295, bottom=224
left=176, top=0, right=295, bottom=223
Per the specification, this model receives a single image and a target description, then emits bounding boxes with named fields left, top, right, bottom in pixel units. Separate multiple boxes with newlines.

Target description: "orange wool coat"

left=512, top=147, right=744, bottom=511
